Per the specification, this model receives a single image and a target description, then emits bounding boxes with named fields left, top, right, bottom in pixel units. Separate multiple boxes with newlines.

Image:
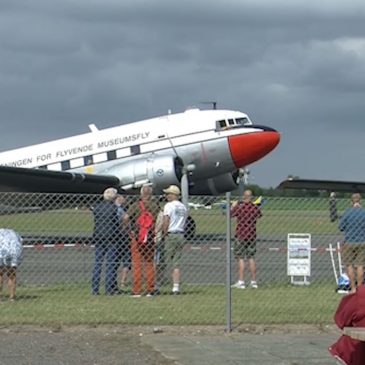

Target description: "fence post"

left=225, top=192, right=232, bottom=332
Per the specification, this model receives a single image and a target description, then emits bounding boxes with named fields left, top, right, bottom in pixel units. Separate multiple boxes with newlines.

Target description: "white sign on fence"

left=287, top=233, right=311, bottom=285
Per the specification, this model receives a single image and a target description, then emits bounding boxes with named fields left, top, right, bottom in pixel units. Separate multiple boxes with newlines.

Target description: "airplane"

left=188, top=202, right=212, bottom=210
left=278, top=178, right=365, bottom=194
left=0, top=108, right=280, bottom=195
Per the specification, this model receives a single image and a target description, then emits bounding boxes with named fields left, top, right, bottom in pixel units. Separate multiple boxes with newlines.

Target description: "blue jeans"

left=91, top=244, right=119, bottom=294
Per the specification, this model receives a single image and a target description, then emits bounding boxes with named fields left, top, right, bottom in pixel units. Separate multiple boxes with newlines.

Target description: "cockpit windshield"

left=235, top=117, right=251, bottom=126
left=215, top=117, right=251, bottom=131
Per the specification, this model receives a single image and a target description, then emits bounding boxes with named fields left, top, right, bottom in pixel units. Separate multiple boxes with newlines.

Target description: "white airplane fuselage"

left=0, top=109, right=280, bottom=194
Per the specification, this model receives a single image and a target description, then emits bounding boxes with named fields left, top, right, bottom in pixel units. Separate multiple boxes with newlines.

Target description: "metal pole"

left=226, top=192, right=232, bottom=332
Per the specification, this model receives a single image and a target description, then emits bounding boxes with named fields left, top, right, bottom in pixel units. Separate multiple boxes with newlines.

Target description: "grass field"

left=0, top=197, right=348, bottom=237
left=0, top=282, right=339, bottom=326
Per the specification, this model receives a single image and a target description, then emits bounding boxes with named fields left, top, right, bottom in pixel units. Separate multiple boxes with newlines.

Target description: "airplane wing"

left=0, top=166, right=120, bottom=194
left=277, top=179, right=365, bottom=193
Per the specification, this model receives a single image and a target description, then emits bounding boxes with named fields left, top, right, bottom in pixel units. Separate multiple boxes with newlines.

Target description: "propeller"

left=165, top=115, right=195, bottom=208
left=181, top=164, right=196, bottom=208
left=237, top=167, right=249, bottom=200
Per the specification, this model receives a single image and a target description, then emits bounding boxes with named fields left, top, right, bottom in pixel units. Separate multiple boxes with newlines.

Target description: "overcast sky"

left=1, top=0, right=365, bottom=187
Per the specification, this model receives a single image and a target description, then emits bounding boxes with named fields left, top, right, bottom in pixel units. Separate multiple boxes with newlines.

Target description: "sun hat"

left=163, top=185, right=181, bottom=196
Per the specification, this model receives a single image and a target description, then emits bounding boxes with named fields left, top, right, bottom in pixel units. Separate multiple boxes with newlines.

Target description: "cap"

left=163, top=185, right=181, bottom=196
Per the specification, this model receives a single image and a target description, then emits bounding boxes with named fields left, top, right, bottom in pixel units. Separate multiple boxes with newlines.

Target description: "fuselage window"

left=228, top=119, right=235, bottom=126
left=61, top=160, right=70, bottom=171
left=84, top=155, right=93, bottom=166
left=131, top=145, right=140, bottom=156
left=107, top=150, right=117, bottom=161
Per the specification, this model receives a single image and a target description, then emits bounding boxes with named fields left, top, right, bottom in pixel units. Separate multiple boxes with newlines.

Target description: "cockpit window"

left=235, top=117, right=250, bottom=125
left=218, top=120, right=226, bottom=129
left=216, top=117, right=251, bottom=131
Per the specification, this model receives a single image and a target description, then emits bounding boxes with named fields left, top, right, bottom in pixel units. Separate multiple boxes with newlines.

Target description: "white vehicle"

left=0, top=108, right=280, bottom=194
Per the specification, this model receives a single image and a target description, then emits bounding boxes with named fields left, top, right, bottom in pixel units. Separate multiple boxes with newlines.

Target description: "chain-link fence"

left=0, top=192, right=355, bottom=328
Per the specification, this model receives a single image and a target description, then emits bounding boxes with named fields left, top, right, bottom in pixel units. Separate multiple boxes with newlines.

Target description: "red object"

left=136, top=201, right=155, bottom=245
left=329, top=285, right=365, bottom=365
left=228, top=131, right=280, bottom=168
left=231, top=202, right=262, bottom=241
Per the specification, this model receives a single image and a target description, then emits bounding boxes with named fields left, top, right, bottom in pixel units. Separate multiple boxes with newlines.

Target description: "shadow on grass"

left=16, top=294, right=40, bottom=301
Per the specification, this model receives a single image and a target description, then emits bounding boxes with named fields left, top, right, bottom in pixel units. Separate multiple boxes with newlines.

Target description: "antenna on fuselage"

left=200, top=101, right=217, bottom=110
left=88, top=124, right=99, bottom=133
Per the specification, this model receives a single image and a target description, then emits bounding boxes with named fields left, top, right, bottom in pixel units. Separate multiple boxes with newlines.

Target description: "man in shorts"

left=161, top=185, right=188, bottom=295
left=339, top=193, right=365, bottom=293
left=0, top=229, right=23, bottom=301
left=231, top=190, right=262, bottom=289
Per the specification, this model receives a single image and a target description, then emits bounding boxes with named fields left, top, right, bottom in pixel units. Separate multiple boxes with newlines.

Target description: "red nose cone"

left=228, top=131, right=280, bottom=168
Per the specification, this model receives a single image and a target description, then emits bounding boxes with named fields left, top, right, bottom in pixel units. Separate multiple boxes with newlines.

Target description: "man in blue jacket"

left=91, top=187, right=121, bottom=295
left=339, top=193, right=365, bottom=293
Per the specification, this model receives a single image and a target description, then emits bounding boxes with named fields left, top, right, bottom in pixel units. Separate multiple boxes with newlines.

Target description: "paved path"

left=143, top=333, right=339, bottom=365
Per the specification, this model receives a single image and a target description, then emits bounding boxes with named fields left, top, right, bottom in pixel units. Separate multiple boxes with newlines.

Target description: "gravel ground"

left=0, top=326, right=175, bottom=365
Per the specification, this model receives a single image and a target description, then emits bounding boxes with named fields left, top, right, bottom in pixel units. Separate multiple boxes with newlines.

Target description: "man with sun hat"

left=161, top=185, right=188, bottom=295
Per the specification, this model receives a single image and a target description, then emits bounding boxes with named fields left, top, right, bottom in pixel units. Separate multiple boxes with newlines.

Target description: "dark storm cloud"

left=1, top=0, right=365, bottom=186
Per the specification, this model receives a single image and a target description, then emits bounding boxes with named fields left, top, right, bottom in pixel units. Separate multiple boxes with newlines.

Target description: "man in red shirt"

left=329, top=285, right=365, bottom=365
left=231, top=190, right=262, bottom=289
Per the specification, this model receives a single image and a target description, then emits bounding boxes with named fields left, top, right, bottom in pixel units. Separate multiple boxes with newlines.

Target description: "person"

left=329, top=192, right=339, bottom=222
left=161, top=185, right=188, bottom=295
left=339, top=193, right=365, bottom=293
left=91, top=187, right=121, bottom=295
left=124, top=185, right=160, bottom=297
left=0, top=229, right=23, bottom=301
left=154, top=206, right=165, bottom=293
left=231, top=189, right=262, bottom=289
left=329, top=284, right=365, bottom=365
left=115, top=195, right=131, bottom=291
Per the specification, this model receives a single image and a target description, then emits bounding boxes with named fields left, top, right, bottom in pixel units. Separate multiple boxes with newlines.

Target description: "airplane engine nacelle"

left=106, top=155, right=183, bottom=193
left=189, top=172, right=238, bottom=195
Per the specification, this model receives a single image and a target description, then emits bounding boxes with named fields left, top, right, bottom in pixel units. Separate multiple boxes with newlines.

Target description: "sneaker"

left=146, top=289, right=160, bottom=297
left=172, top=290, right=180, bottom=295
left=250, top=281, right=258, bottom=289
left=131, top=294, right=142, bottom=298
left=106, top=289, right=124, bottom=296
left=231, top=281, right=246, bottom=289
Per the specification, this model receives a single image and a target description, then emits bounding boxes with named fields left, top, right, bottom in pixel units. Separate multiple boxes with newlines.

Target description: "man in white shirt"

left=162, top=185, right=188, bottom=295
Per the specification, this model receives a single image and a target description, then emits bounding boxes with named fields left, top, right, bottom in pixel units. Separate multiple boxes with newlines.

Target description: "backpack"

left=136, top=201, right=155, bottom=245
